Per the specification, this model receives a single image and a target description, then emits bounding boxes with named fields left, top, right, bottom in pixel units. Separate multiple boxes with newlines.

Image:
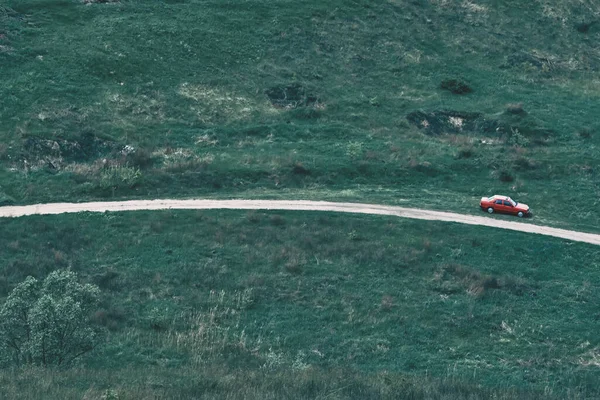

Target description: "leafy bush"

left=0, top=271, right=104, bottom=367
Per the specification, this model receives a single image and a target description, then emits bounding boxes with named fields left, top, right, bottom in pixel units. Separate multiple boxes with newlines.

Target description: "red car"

left=480, top=195, right=531, bottom=218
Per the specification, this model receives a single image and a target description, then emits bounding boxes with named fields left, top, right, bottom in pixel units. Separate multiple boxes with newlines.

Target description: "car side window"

left=495, top=200, right=503, bottom=205
left=503, top=201, right=512, bottom=206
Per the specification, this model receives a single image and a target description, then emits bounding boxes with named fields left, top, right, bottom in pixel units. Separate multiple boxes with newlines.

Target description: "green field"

left=1, top=0, right=599, bottom=230
left=2, top=0, right=600, bottom=398
left=0, top=210, right=599, bottom=398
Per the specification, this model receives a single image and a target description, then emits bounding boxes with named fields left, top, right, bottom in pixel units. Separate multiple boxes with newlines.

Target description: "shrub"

left=0, top=271, right=104, bottom=367
left=499, top=170, right=514, bottom=182
left=440, top=79, right=473, bottom=94
left=93, top=268, right=121, bottom=291
left=346, top=141, right=364, bottom=159
left=456, top=147, right=474, bottom=159
left=575, top=21, right=596, bottom=33
left=508, top=129, right=530, bottom=147
left=126, top=148, right=155, bottom=169
left=578, top=127, right=593, bottom=139
left=513, top=156, right=536, bottom=171
left=292, top=162, right=310, bottom=175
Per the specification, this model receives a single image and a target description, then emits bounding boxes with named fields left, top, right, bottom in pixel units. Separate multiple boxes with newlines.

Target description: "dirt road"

left=0, top=199, right=599, bottom=246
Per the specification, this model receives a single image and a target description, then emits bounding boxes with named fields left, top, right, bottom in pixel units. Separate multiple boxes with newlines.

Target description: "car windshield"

left=507, top=198, right=517, bottom=206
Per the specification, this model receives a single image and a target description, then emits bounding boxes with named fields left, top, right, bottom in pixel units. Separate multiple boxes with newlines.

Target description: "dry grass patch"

left=136, top=289, right=258, bottom=364
left=64, top=155, right=136, bottom=178
left=433, top=264, right=530, bottom=298
left=195, top=134, right=219, bottom=147
left=397, top=86, right=438, bottom=102
left=578, top=347, right=600, bottom=367
left=106, top=91, right=165, bottom=122
left=462, top=1, right=487, bottom=13
left=36, top=106, right=88, bottom=123
left=64, top=160, right=105, bottom=177
left=178, top=83, right=275, bottom=123
left=151, top=147, right=214, bottom=173
left=264, top=83, right=318, bottom=109
left=380, top=295, right=394, bottom=311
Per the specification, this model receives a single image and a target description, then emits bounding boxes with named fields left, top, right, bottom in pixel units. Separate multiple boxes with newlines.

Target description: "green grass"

left=0, top=365, right=555, bottom=400
left=1, top=0, right=599, bottom=231
left=0, top=366, right=573, bottom=400
left=2, top=0, right=600, bottom=398
left=1, top=210, right=599, bottom=398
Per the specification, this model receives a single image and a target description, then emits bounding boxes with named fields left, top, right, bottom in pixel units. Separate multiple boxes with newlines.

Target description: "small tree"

left=0, top=270, right=104, bottom=367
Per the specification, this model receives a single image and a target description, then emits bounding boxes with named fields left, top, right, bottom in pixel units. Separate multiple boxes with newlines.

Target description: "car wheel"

left=517, top=211, right=524, bottom=218
left=487, top=207, right=494, bottom=214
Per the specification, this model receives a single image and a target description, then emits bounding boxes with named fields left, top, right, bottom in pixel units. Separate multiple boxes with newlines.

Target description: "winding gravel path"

left=0, top=199, right=599, bottom=246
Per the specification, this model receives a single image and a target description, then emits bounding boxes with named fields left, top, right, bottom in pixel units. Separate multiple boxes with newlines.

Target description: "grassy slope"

left=1, top=210, right=599, bottom=398
left=1, top=1, right=600, bottom=398
left=0, top=0, right=599, bottom=231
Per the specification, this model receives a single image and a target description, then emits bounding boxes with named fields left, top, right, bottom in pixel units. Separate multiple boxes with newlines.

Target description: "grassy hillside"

left=0, top=210, right=599, bottom=398
left=2, top=1, right=600, bottom=398
left=0, top=0, right=599, bottom=231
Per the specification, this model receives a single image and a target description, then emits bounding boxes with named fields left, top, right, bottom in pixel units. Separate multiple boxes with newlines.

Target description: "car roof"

left=492, top=195, right=511, bottom=200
